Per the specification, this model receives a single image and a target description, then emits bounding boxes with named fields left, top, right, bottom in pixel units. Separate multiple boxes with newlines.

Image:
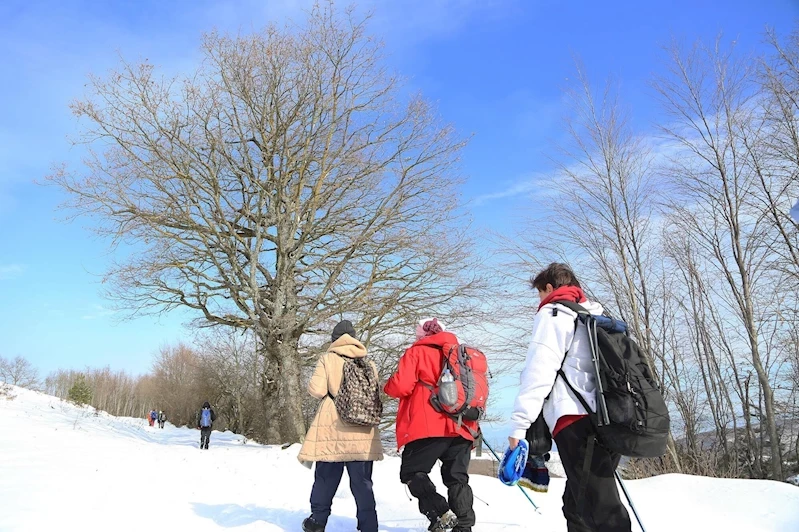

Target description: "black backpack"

left=552, top=300, right=670, bottom=458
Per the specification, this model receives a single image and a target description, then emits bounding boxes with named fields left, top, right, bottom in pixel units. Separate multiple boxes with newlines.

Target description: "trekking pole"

left=481, top=438, right=541, bottom=513
left=473, top=493, right=490, bottom=506
left=615, top=470, right=646, bottom=532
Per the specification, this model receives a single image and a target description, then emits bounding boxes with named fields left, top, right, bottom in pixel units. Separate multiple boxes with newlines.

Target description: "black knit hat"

left=331, top=320, right=357, bottom=342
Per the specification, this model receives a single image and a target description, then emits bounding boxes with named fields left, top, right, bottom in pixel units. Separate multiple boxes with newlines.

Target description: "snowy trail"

left=1, top=386, right=798, bottom=531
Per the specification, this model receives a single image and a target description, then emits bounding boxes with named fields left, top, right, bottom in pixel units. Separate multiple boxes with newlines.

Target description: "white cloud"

left=473, top=181, right=536, bottom=205
left=471, top=173, right=554, bottom=206
left=0, top=264, right=24, bottom=280
left=81, top=304, right=117, bottom=321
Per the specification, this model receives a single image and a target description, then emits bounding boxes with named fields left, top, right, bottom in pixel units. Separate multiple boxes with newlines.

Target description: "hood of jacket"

left=411, top=330, right=459, bottom=349
left=328, top=333, right=367, bottom=359
left=202, top=401, right=210, bottom=409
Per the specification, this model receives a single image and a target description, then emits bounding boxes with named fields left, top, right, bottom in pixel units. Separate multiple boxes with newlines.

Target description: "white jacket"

left=508, top=300, right=601, bottom=441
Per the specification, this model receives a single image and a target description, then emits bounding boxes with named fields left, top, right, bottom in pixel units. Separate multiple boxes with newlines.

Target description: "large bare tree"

left=49, top=5, right=483, bottom=443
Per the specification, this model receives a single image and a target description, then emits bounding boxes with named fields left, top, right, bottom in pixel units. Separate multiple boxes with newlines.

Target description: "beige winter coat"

left=297, top=334, right=384, bottom=463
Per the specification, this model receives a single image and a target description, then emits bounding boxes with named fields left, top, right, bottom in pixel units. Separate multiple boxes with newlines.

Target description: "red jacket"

left=384, top=331, right=478, bottom=449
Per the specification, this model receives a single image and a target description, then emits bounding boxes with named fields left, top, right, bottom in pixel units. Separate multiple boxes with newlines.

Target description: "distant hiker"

left=384, top=318, right=483, bottom=532
left=196, top=402, right=216, bottom=449
left=158, top=410, right=166, bottom=429
left=507, top=263, right=631, bottom=531
left=298, top=320, right=383, bottom=532
left=149, top=409, right=157, bottom=427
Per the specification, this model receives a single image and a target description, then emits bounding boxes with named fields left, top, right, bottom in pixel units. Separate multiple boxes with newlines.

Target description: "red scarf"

left=538, top=285, right=586, bottom=311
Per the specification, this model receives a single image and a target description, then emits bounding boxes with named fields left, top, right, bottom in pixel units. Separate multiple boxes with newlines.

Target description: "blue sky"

left=1, top=0, right=797, bottom=394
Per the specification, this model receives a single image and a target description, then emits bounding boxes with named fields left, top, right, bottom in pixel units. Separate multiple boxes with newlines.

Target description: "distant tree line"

left=499, top=30, right=799, bottom=481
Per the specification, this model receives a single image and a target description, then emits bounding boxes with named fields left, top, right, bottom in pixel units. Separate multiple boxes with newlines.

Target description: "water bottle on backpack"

left=424, top=342, right=490, bottom=428
left=438, top=368, right=457, bottom=407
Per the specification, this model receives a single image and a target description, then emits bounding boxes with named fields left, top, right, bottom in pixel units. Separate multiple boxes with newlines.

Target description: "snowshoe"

left=498, top=439, right=529, bottom=486
left=428, top=510, right=458, bottom=532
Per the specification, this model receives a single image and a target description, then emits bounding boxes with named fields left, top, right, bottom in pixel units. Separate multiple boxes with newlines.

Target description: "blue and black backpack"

left=200, top=408, right=212, bottom=428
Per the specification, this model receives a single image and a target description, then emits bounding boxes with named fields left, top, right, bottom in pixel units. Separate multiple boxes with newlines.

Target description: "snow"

left=1, top=385, right=798, bottom=531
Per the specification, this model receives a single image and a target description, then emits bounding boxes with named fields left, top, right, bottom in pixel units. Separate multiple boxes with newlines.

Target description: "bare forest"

left=501, top=34, right=799, bottom=481
left=2, top=5, right=793, bottom=482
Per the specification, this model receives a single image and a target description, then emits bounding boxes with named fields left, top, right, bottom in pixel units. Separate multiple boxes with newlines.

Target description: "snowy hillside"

left=1, top=385, right=798, bottom=532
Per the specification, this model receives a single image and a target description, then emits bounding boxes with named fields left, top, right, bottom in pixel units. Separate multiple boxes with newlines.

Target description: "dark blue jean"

left=310, top=461, right=377, bottom=532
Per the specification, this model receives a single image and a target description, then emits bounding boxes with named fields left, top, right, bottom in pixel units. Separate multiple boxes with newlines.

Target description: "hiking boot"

left=302, top=516, right=325, bottom=532
left=428, top=510, right=458, bottom=532
left=517, top=454, right=549, bottom=493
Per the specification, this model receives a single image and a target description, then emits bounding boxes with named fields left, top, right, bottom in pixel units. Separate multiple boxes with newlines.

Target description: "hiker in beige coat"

left=300, top=320, right=383, bottom=532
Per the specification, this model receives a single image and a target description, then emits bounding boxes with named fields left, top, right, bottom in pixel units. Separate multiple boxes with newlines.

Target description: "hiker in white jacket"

left=508, top=263, right=631, bottom=532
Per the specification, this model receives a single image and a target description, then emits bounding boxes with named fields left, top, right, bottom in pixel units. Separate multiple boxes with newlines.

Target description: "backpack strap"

left=419, top=345, right=451, bottom=396
left=551, top=301, right=610, bottom=521
left=552, top=304, right=601, bottom=422
left=545, top=300, right=586, bottom=401
left=577, top=434, right=596, bottom=518
left=551, top=299, right=591, bottom=320
left=547, top=299, right=602, bottom=519
left=552, top=300, right=611, bottom=424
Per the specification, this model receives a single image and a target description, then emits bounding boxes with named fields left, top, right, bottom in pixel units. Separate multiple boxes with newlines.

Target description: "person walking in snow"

left=298, top=320, right=383, bottom=532
left=158, top=410, right=166, bottom=429
left=384, top=318, right=475, bottom=532
left=196, top=402, right=216, bottom=449
left=507, top=263, right=631, bottom=531
left=149, top=409, right=157, bottom=427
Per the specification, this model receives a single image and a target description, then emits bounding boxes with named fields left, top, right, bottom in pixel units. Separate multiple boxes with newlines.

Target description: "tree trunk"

left=275, top=346, right=306, bottom=444
left=260, top=334, right=306, bottom=444
left=742, top=280, right=783, bottom=478
left=236, top=389, right=245, bottom=437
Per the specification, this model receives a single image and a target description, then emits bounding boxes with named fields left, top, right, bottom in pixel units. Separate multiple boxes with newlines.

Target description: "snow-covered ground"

left=1, top=385, right=798, bottom=531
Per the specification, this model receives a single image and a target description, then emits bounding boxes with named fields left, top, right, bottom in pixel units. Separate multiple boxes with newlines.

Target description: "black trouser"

left=399, top=436, right=474, bottom=528
left=159, top=420, right=165, bottom=429
left=200, top=427, right=211, bottom=449
left=310, top=461, right=377, bottom=532
left=554, top=417, right=631, bottom=532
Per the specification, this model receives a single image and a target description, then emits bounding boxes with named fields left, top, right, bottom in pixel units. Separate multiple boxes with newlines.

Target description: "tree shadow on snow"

left=192, top=503, right=308, bottom=528
left=191, top=503, right=420, bottom=531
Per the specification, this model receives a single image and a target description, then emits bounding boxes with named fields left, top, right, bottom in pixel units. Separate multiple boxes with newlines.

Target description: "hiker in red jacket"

left=384, top=318, right=475, bottom=532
